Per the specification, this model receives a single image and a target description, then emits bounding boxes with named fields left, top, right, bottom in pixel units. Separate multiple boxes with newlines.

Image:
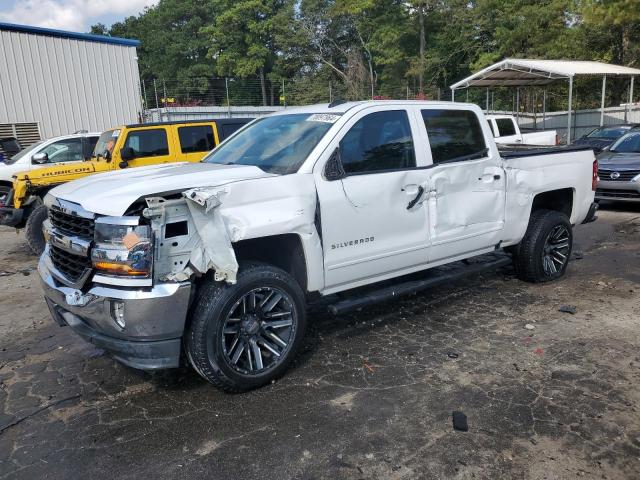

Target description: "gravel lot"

left=1, top=204, right=639, bottom=479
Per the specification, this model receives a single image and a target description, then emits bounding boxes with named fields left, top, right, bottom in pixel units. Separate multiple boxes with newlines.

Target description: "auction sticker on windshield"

left=307, top=114, right=341, bottom=123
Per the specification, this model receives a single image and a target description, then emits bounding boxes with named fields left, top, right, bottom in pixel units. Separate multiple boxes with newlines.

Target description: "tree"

left=205, top=0, right=294, bottom=106
left=91, top=0, right=218, bottom=104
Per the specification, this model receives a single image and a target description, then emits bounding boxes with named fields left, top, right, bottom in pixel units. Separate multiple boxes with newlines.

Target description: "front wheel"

left=513, top=209, right=573, bottom=283
left=25, top=203, right=48, bottom=255
left=185, top=263, right=307, bottom=393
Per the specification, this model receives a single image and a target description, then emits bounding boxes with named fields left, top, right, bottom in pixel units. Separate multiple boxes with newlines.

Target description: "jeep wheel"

left=25, top=203, right=48, bottom=255
left=185, top=263, right=306, bottom=393
left=514, top=209, right=573, bottom=283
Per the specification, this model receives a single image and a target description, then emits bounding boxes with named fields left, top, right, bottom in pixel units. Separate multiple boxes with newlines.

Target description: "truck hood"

left=50, top=162, right=275, bottom=216
left=596, top=151, right=640, bottom=170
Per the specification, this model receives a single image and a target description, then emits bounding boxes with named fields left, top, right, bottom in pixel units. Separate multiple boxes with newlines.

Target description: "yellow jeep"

left=0, top=118, right=252, bottom=253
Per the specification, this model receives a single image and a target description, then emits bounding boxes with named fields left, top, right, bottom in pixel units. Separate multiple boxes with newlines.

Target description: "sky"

left=0, top=0, right=158, bottom=33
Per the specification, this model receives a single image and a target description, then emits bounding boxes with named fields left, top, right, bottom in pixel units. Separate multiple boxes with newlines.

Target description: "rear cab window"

left=495, top=118, right=517, bottom=137
left=340, top=110, right=416, bottom=174
left=178, top=125, right=216, bottom=153
left=421, top=109, right=487, bottom=164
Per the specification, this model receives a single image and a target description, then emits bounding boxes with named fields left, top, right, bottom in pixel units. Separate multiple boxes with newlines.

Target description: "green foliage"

left=94, top=0, right=640, bottom=105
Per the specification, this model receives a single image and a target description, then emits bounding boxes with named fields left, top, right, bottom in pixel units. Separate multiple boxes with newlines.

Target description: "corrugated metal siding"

left=0, top=29, right=142, bottom=139
left=0, top=122, right=41, bottom=157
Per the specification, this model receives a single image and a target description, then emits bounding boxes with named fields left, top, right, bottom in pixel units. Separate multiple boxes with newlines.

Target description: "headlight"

left=91, top=217, right=153, bottom=278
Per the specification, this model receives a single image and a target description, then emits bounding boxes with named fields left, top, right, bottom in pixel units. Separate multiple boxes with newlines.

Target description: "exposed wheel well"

left=233, top=234, right=308, bottom=292
left=531, top=188, right=573, bottom=218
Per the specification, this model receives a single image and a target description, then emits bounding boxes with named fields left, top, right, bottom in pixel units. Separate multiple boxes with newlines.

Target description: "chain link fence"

left=141, top=77, right=452, bottom=112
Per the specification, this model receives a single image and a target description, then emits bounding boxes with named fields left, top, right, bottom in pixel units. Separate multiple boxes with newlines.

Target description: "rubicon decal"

left=41, top=167, right=93, bottom=177
left=331, top=237, right=375, bottom=249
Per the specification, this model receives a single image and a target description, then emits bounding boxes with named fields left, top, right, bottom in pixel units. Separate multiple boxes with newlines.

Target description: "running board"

left=327, top=254, right=512, bottom=315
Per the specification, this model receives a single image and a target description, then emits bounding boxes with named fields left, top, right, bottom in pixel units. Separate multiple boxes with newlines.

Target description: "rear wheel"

left=514, top=209, right=572, bottom=283
left=185, top=263, right=306, bottom=392
left=25, top=203, right=48, bottom=255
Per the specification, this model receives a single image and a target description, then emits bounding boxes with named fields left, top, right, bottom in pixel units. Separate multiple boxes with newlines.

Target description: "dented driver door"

left=315, top=107, right=432, bottom=292
left=419, top=107, right=506, bottom=263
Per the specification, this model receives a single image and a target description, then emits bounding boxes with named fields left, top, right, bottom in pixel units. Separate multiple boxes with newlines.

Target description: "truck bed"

left=499, top=143, right=594, bottom=158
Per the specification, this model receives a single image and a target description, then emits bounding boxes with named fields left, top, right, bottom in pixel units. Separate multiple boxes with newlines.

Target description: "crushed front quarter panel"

left=144, top=174, right=321, bottom=288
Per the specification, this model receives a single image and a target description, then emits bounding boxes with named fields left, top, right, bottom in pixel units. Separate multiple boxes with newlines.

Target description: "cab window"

left=487, top=120, right=496, bottom=137
left=421, top=109, right=486, bottom=164
left=339, top=110, right=416, bottom=174
left=178, top=125, right=215, bottom=153
left=495, top=118, right=517, bottom=137
left=124, top=129, right=169, bottom=157
left=221, top=123, right=244, bottom=139
left=41, top=138, right=84, bottom=163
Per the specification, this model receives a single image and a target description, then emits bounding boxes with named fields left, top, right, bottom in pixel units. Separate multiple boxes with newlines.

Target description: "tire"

left=25, top=203, right=48, bottom=255
left=513, top=209, right=573, bottom=283
left=0, top=186, right=10, bottom=206
left=185, top=262, right=307, bottom=393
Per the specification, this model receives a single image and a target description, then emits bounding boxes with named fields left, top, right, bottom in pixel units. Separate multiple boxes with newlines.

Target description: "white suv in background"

left=0, top=132, right=100, bottom=205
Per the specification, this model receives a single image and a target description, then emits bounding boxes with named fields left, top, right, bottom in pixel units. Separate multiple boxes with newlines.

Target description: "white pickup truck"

left=487, top=114, right=558, bottom=145
left=39, top=101, right=598, bottom=392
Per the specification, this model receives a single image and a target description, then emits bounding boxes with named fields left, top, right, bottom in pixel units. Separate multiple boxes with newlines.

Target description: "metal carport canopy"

left=450, top=59, right=640, bottom=143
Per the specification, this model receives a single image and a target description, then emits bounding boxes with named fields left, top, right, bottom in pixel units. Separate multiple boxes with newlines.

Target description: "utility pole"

left=153, top=79, right=159, bottom=109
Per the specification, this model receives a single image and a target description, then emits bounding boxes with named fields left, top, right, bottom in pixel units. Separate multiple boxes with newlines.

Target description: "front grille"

left=598, top=169, right=640, bottom=182
left=596, top=188, right=640, bottom=199
left=49, top=208, right=94, bottom=238
left=49, top=245, right=92, bottom=282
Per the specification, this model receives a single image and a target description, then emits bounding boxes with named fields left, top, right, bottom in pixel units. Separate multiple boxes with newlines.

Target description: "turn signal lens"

left=592, top=159, right=598, bottom=191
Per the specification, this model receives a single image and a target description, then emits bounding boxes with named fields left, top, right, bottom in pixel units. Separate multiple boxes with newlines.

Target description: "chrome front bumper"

left=596, top=179, right=640, bottom=202
left=39, top=255, right=192, bottom=370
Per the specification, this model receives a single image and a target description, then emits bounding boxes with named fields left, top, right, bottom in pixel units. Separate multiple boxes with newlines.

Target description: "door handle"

left=406, top=185, right=425, bottom=210
left=493, top=174, right=501, bottom=180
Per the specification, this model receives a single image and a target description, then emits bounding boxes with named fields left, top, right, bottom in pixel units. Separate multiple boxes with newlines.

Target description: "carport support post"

left=600, top=76, right=607, bottom=126
left=486, top=88, right=489, bottom=112
left=516, top=87, right=520, bottom=124
left=567, top=76, right=574, bottom=145
left=627, top=77, right=635, bottom=122
left=451, top=88, right=455, bottom=102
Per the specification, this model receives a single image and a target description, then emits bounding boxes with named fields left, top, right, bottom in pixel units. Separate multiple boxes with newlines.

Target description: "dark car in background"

left=596, top=130, right=640, bottom=203
left=575, top=124, right=639, bottom=153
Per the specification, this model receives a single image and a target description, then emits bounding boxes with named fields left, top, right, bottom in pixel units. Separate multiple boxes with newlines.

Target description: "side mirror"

left=119, top=147, right=135, bottom=168
left=120, top=147, right=135, bottom=161
left=32, top=152, right=49, bottom=164
left=324, top=148, right=346, bottom=181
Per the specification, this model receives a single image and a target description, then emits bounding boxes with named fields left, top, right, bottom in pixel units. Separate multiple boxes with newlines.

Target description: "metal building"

left=0, top=22, right=142, bottom=141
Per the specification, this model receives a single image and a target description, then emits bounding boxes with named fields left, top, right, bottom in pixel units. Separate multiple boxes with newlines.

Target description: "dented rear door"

left=419, top=107, right=506, bottom=262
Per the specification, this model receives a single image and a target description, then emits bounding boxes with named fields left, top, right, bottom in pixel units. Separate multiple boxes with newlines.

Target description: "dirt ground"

left=0, top=203, right=639, bottom=480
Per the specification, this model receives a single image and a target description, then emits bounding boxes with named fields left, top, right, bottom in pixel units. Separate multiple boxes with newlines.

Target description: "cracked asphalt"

left=1, top=204, right=639, bottom=479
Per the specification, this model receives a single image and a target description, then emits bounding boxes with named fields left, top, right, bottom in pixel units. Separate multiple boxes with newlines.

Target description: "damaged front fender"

left=143, top=174, right=321, bottom=288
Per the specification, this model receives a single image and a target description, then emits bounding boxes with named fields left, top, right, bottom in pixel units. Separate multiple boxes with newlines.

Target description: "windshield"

left=203, top=113, right=338, bottom=174
left=93, top=129, right=120, bottom=160
left=610, top=131, right=640, bottom=153
left=2, top=141, right=44, bottom=165
left=586, top=126, right=632, bottom=139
